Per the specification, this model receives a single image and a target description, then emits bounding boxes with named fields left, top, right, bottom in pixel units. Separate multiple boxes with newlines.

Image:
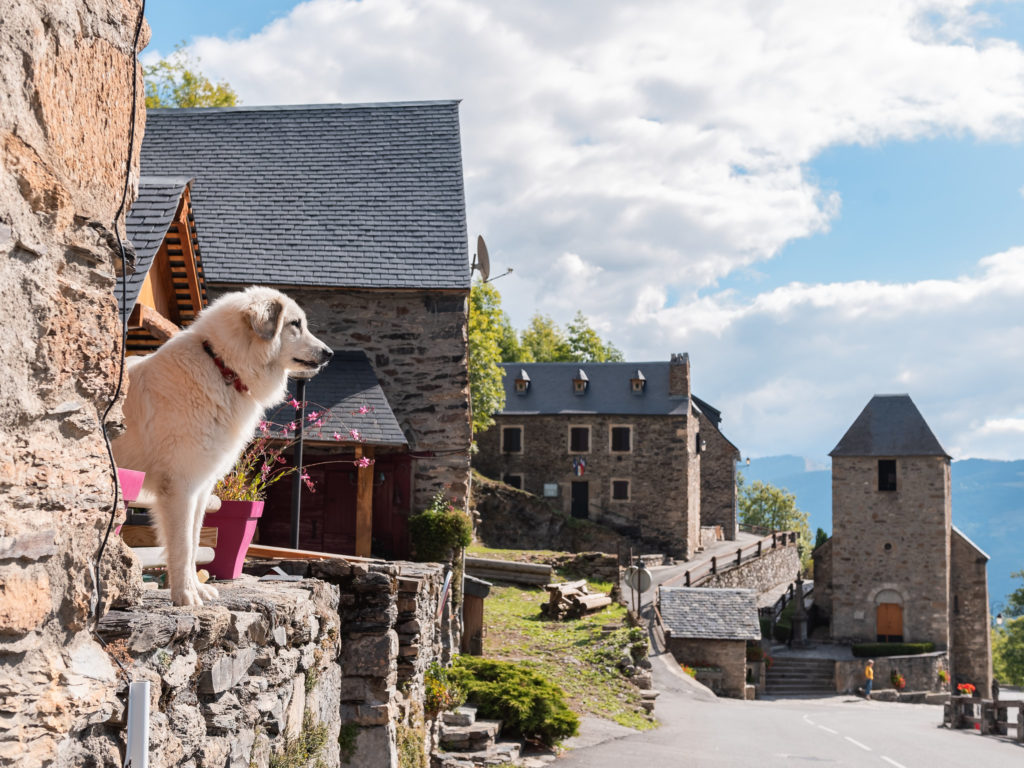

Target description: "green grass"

left=467, top=544, right=567, bottom=561
left=483, top=583, right=655, bottom=731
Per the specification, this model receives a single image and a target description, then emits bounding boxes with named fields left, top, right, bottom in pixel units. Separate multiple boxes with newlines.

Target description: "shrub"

left=938, top=669, right=949, bottom=683
left=851, top=642, right=935, bottom=658
left=424, top=661, right=466, bottom=718
left=409, top=492, right=473, bottom=563
left=680, top=663, right=697, bottom=678
left=890, top=670, right=906, bottom=690
left=451, top=656, right=579, bottom=747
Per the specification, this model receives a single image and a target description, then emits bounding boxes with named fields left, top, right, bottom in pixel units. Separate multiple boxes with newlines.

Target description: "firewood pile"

left=540, top=579, right=613, bottom=620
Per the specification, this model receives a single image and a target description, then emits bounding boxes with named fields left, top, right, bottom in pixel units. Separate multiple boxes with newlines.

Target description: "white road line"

left=817, top=725, right=838, bottom=735
left=881, top=758, right=907, bottom=768
left=802, top=714, right=816, bottom=726
left=844, top=736, right=872, bottom=751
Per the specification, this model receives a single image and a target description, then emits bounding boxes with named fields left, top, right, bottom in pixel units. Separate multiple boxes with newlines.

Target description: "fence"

left=662, top=531, right=800, bottom=588
left=943, top=695, right=1024, bottom=742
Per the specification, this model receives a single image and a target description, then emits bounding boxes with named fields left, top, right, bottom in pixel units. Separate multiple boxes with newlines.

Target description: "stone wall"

left=696, top=410, right=739, bottom=541
left=829, top=456, right=951, bottom=647
left=472, top=473, right=632, bottom=556
left=950, top=530, right=992, bottom=698
left=702, top=545, right=800, bottom=594
left=0, top=3, right=147, bottom=765
left=811, top=537, right=833, bottom=621
left=835, top=652, right=948, bottom=696
left=475, top=412, right=700, bottom=559
left=209, top=285, right=472, bottom=516
left=666, top=638, right=746, bottom=698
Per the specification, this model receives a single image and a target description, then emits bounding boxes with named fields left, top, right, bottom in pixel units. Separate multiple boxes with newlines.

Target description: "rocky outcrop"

left=0, top=2, right=147, bottom=766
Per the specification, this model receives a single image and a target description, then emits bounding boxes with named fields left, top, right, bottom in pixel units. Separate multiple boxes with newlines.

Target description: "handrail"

left=663, top=530, right=800, bottom=589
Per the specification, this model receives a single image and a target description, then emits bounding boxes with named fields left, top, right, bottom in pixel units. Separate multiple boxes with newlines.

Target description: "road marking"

left=817, top=725, right=838, bottom=735
left=881, top=758, right=907, bottom=768
left=844, top=736, right=872, bottom=751
left=802, top=714, right=816, bottom=726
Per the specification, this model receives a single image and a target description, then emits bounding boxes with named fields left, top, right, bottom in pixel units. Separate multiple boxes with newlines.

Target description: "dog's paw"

left=170, top=586, right=203, bottom=607
left=196, top=581, right=219, bottom=602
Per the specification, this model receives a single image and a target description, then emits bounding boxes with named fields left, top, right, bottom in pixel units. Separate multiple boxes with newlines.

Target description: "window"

left=572, top=368, right=589, bottom=395
left=514, top=369, right=530, bottom=394
left=569, top=426, right=590, bottom=453
left=610, top=425, right=632, bottom=453
left=502, top=426, right=522, bottom=453
left=503, top=474, right=523, bottom=490
left=630, top=369, right=646, bottom=394
left=611, top=479, right=630, bottom=500
left=878, top=459, right=897, bottom=491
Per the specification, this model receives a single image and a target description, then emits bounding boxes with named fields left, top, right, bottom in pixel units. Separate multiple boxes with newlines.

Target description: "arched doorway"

left=875, top=589, right=904, bottom=642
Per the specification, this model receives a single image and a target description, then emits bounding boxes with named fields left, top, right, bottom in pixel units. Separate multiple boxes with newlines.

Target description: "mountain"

left=742, top=455, right=1024, bottom=609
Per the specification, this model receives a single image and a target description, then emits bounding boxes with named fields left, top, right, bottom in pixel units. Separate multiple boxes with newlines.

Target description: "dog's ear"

left=248, top=297, right=285, bottom=340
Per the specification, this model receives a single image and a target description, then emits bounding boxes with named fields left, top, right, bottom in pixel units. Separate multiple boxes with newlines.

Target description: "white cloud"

left=176, top=0, right=1024, bottom=460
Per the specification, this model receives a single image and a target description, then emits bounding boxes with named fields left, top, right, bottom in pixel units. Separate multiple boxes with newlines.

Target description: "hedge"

left=851, top=642, right=936, bottom=658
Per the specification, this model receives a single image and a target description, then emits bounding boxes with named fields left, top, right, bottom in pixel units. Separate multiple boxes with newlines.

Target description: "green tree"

left=496, top=312, right=529, bottom=363
left=737, top=472, right=812, bottom=573
left=566, top=311, right=624, bottom=362
left=467, top=281, right=508, bottom=434
left=519, top=314, right=572, bottom=362
left=814, top=527, right=829, bottom=550
left=1004, top=570, right=1024, bottom=619
left=992, top=617, right=1024, bottom=685
left=144, top=43, right=239, bottom=109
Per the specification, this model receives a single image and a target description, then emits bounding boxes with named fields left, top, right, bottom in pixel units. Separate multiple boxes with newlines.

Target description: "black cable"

left=91, top=0, right=145, bottom=673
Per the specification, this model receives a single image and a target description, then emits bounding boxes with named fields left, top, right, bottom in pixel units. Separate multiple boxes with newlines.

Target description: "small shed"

left=660, top=587, right=761, bottom=698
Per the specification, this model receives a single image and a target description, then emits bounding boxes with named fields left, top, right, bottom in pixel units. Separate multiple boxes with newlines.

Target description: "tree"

left=467, top=281, right=508, bottom=434
left=1004, top=570, right=1024, bottom=619
left=737, top=472, right=812, bottom=573
left=144, top=43, right=239, bottom=109
left=518, top=314, right=572, bottom=362
left=992, top=617, right=1024, bottom=685
left=814, top=527, right=829, bottom=550
left=566, top=311, right=624, bottom=362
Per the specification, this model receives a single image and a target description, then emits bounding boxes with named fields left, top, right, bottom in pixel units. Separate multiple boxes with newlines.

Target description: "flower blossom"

left=355, top=457, right=374, bottom=468
left=258, top=420, right=269, bottom=433
left=289, top=397, right=301, bottom=409
left=333, top=432, right=342, bottom=441
left=307, top=411, right=319, bottom=422
left=349, top=428, right=361, bottom=441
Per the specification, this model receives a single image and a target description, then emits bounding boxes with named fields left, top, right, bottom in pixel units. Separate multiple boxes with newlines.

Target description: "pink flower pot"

left=203, top=500, right=264, bottom=580
left=117, top=468, right=146, bottom=503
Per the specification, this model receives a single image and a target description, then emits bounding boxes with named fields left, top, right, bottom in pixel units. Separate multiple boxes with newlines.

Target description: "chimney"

left=669, top=353, right=690, bottom=398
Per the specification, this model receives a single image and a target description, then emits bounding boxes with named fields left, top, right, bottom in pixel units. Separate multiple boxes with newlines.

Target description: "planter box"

left=117, top=468, right=146, bottom=503
left=204, top=500, right=264, bottom=580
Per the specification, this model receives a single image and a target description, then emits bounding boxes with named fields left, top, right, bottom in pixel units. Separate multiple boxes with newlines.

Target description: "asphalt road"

left=558, top=650, right=1024, bottom=768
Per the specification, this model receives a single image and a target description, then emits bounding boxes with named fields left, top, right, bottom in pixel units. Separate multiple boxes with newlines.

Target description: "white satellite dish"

left=472, top=235, right=491, bottom=282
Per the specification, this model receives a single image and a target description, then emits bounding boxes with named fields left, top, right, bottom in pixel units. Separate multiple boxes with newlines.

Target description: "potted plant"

left=956, top=682, right=976, bottom=697
left=206, top=402, right=363, bottom=579
left=890, top=670, right=906, bottom=691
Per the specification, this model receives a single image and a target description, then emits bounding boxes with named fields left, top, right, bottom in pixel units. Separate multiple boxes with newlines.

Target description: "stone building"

left=138, top=101, right=473, bottom=559
left=473, top=354, right=740, bottom=560
left=660, top=587, right=761, bottom=698
left=813, top=394, right=992, bottom=696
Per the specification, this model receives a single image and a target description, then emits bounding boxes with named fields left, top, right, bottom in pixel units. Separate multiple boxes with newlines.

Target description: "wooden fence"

left=662, top=531, right=799, bottom=589
left=943, top=695, right=1024, bottom=742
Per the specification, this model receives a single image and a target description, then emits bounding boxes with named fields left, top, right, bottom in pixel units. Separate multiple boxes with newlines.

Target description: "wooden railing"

left=944, top=696, right=1024, bottom=742
left=662, top=531, right=799, bottom=589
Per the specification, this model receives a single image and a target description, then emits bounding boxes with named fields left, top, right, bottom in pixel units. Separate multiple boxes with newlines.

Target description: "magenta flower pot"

left=204, top=500, right=264, bottom=580
left=117, top=468, right=146, bottom=503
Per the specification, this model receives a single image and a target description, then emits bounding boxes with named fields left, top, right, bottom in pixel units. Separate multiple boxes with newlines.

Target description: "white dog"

left=113, top=286, right=332, bottom=606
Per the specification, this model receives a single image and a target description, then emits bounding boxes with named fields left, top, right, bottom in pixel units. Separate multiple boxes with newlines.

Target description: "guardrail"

left=944, top=695, right=1024, bottom=742
left=662, top=531, right=799, bottom=589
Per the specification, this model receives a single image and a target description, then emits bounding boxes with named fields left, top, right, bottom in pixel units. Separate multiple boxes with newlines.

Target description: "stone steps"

left=766, top=658, right=836, bottom=696
left=434, top=706, right=528, bottom=768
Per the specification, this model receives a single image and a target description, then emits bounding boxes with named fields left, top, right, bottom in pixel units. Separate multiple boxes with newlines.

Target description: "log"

left=464, top=567, right=551, bottom=586
left=121, top=525, right=218, bottom=548
left=464, top=557, right=553, bottom=577
left=546, top=579, right=587, bottom=592
left=570, top=593, right=612, bottom=612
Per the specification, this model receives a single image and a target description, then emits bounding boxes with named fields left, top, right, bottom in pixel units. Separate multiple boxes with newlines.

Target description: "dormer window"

left=573, top=368, right=589, bottom=395
left=631, top=369, right=646, bottom=394
left=514, top=369, right=530, bottom=395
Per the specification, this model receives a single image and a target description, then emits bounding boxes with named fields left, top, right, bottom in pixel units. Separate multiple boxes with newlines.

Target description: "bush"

left=424, top=661, right=466, bottom=718
left=851, top=642, right=935, bottom=658
left=450, top=656, right=579, bottom=747
left=409, top=492, right=473, bottom=563
left=773, top=600, right=797, bottom=643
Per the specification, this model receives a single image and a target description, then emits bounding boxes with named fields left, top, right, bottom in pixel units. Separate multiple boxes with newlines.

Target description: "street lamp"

left=996, top=612, right=1004, bottom=627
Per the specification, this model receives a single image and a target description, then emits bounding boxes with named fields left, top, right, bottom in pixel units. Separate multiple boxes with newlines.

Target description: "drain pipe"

left=124, top=680, right=150, bottom=768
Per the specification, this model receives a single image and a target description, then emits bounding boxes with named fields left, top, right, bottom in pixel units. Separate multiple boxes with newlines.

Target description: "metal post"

left=289, top=379, right=306, bottom=549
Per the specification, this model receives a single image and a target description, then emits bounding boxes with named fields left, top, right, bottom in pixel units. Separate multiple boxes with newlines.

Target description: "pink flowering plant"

left=214, top=400, right=376, bottom=502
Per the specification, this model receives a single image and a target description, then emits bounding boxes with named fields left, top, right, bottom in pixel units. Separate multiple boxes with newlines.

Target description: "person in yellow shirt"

left=865, top=659, right=874, bottom=699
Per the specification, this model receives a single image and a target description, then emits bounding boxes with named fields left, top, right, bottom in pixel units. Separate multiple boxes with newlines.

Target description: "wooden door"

left=571, top=481, right=589, bottom=519
left=876, top=603, right=903, bottom=642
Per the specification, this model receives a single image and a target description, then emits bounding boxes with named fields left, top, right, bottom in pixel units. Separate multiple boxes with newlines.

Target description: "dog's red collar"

left=202, top=340, right=249, bottom=393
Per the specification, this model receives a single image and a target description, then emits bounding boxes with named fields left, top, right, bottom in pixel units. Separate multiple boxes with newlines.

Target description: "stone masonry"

left=950, top=529, right=992, bottom=696
left=702, top=545, right=799, bottom=594
left=0, top=2, right=146, bottom=765
left=695, top=408, right=739, bottom=541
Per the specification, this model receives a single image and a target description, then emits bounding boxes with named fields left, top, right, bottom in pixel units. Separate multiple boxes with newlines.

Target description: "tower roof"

left=830, top=394, right=950, bottom=459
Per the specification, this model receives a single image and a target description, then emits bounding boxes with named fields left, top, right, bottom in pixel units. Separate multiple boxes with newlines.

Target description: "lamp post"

left=289, top=378, right=306, bottom=550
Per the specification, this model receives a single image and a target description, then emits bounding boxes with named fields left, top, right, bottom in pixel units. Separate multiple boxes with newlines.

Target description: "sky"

left=142, top=0, right=1024, bottom=463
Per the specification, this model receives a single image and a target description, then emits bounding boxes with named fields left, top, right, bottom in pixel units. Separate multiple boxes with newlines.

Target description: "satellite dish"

left=473, top=235, right=491, bottom=282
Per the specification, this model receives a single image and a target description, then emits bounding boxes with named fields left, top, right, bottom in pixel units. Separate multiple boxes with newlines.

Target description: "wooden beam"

left=175, top=188, right=205, bottom=321
left=138, top=303, right=180, bottom=341
left=121, top=525, right=217, bottom=548
left=355, top=446, right=374, bottom=558
left=245, top=543, right=377, bottom=564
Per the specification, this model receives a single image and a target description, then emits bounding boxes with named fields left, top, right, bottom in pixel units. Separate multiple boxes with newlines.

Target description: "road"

left=558, top=646, right=1024, bottom=767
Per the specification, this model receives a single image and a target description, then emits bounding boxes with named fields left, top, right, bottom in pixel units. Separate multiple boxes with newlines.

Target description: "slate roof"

left=119, top=176, right=191, bottom=323
left=659, top=587, right=761, bottom=640
left=830, top=394, right=950, bottom=459
left=497, top=361, right=694, bottom=416
left=278, top=351, right=407, bottom=447
left=140, top=102, right=470, bottom=290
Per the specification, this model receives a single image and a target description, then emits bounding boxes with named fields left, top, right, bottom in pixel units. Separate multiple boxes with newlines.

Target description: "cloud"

left=176, top=0, right=1024, bottom=460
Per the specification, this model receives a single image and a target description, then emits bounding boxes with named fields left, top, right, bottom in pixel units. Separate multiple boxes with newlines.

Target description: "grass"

left=467, top=544, right=567, bottom=561
left=482, top=582, right=655, bottom=731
